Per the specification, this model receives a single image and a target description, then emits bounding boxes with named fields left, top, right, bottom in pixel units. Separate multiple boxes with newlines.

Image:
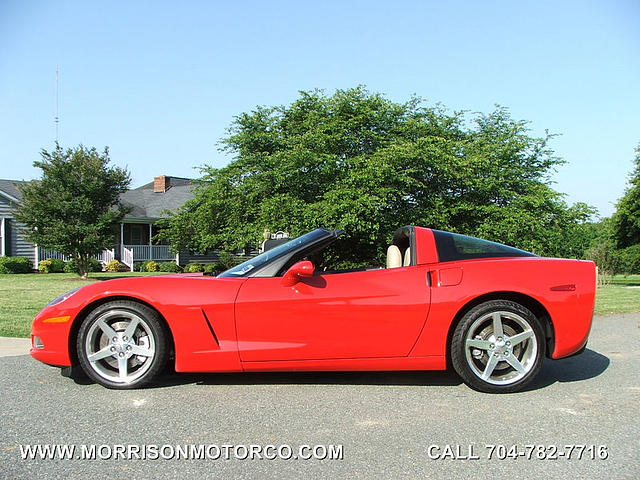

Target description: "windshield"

left=218, top=229, right=333, bottom=277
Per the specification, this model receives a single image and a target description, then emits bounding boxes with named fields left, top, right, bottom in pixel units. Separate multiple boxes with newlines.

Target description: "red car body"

left=30, top=227, right=596, bottom=390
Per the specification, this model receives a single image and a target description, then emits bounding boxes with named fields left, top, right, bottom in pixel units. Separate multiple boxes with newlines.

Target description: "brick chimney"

left=153, top=175, right=170, bottom=193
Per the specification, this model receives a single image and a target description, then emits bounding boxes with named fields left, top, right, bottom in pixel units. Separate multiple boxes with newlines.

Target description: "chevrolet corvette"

left=30, top=226, right=596, bottom=393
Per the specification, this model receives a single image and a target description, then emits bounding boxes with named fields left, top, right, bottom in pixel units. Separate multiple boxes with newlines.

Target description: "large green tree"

left=15, top=145, right=130, bottom=278
left=612, top=144, right=640, bottom=248
left=159, top=87, right=594, bottom=267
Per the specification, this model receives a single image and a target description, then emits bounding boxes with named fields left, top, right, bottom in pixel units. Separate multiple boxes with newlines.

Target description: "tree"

left=612, top=144, right=640, bottom=248
left=15, top=145, right=130, bottom=278
left=159, top=87, right=594, bottom=267
left=584, top=218, right=619, bottom=283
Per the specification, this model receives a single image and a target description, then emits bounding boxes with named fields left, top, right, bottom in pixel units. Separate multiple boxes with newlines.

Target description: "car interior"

left=294, top=227, right=415, bottom=275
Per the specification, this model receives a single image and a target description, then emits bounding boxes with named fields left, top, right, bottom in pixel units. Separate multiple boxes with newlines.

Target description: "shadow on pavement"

left=524, top=348, right=610, bottom=391
left=62, top=348, right=609, bottom=391
left=150, top=369, right=463, bottom=389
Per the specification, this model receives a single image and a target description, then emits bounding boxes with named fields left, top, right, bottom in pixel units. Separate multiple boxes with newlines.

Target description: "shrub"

left=133, top=261, right=145, bottom=272
left=185, top=263, right=204, bottom=273
left=50, top=258, right=66, bottom=272
left=38, top=259, right=53, bottom=273
left=616, top=244, right=640, bottom=275
left=89, top=257, right=103, bottom=272
left=144, top=260, right=159, bottom=272
left=63, top=258, right=103, bottom=274
left=159, top=261, right=182, bottom=273
left=203, top=263, right=218, bottom=274
left=39, top=257, right=66, bottom=273
left=0, top=256, right=33, bottom=274
left=105, top=259, right=125, bottom=272
left=217, top=251, right=240, bottom=270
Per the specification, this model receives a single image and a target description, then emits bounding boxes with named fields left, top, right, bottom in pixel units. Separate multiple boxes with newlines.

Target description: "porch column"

left=34, top=245, right=38, bottom=270
left=0, top=217, right=4, bottom=257
left=175, top=252, right=180, bottom=266
left=120, top=222, right=124, bottom=251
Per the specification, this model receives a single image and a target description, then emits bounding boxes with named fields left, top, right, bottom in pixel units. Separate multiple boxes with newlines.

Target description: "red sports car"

left=30, top=227, right=596, bottom=393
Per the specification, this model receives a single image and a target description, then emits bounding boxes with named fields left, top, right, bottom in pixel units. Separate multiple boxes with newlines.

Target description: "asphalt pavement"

left=1, top=314, right=638, bottom=479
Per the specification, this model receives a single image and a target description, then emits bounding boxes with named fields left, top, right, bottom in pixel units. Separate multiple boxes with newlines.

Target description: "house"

left=0, top=179, right=34, bottom=262
left=116, top=175, right=196, bottom=268
left=0, top=175, right=198, bottom=270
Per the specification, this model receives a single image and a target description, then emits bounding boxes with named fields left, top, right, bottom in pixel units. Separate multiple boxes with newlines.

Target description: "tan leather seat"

left=386, top=245, right=402, bottom=268
left=403, top=248, right=411, bottom=266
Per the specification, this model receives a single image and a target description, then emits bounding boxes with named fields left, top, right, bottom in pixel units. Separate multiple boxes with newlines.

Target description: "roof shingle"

left=0, top=179, right=27, bottom=201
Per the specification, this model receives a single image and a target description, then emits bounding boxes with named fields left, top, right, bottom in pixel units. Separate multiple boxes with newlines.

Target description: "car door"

left=234, top=265, right=431, bottom=361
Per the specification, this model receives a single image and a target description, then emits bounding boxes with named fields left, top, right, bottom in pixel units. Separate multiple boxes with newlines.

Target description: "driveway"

left=1, top=314, right=638, bottom=479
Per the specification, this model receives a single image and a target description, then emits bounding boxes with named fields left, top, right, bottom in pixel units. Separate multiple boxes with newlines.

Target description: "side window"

left=433, top=230, right=536, bottom=262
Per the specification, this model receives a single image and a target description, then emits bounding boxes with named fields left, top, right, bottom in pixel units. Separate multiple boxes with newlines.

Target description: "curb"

left=0, top=337, right=31, bottom=357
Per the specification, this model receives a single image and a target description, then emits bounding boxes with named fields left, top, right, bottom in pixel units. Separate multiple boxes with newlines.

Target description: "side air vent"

left=200, top=309, right=219, bottom=346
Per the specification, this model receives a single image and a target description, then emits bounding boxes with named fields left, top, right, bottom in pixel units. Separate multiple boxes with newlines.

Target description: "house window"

left=130, top=225, right=144, bottom=245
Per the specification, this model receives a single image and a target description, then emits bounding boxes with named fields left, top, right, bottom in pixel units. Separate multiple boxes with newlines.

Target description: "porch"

left=35, top=221, right=177, bottom=271
left=117, top=221, right=176, bottom=270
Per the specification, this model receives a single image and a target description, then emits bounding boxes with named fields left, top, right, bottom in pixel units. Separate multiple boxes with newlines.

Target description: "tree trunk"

left=77, top=254, right=90, bottom=279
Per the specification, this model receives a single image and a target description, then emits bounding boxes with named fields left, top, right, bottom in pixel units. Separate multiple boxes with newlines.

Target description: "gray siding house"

left=116, top=175, right=196, bottom=268
left=0, top=175, right=198, bottom=269
left=0, top=179, right=35, bottom=263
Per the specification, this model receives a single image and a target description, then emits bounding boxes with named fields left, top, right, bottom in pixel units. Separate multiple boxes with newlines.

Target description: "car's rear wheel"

left=451, top=300, right=545, bottom=393
left=77, top=300, right=169, bottom=389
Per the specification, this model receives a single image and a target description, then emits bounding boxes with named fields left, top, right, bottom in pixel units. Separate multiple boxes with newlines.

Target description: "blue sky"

left=1, top=0, right=638, bottom=217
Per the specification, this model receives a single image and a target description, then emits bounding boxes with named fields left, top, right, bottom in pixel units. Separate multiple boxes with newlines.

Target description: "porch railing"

left=37, top=249, right=72, bottom=262
left=99, top=249, right=116, bottom=264
left=121, top=246, right=134, bottom=272
left=36, top=244, right=176, bottom=271
left=37, top=248, right=115, bottom=265
left=123, top=245, right=174, bottom=261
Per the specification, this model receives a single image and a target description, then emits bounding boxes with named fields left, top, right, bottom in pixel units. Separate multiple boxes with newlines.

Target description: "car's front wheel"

left=451, top=300, right=545, bottom=393
left=77, top=300, right=169, bottom=389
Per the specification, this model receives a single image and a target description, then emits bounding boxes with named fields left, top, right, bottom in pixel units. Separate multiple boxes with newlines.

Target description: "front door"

left=234, top=266, right=431, bottom=361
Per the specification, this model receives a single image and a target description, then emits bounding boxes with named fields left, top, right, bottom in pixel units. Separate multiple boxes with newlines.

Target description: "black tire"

left=451, top=300, right=545, bottom=393
left=76, top=300, right=169, bottom=389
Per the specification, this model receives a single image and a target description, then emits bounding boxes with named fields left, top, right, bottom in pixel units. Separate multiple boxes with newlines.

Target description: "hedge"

left=185, top=263, right=204, bottom=273
left=0, top=256, right=33, bottom=274
left=159, top=262, right=182, bottom=273
left=38, top=258, right=66, bottom=273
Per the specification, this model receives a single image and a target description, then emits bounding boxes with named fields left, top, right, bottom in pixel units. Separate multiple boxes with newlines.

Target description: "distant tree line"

left=585, top=144, right=640, bottom=279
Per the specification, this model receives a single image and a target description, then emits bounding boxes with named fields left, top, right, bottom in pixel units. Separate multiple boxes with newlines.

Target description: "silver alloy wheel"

left=84, top=309, right=156, bottom=384
left=463, top=310, right=537, bottom=385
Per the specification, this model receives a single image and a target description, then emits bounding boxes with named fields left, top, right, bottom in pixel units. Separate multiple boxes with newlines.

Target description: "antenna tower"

left=54, top=67, right=60, bottom=142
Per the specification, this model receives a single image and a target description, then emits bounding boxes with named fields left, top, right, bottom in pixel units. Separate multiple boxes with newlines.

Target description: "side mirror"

left=281, top=260, right=315, bottom=286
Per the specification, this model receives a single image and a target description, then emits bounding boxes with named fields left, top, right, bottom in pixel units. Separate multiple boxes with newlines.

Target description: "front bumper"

left=30, top=307, right=75, bottom=367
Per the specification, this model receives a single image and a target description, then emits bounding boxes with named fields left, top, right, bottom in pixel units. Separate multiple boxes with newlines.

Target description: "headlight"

left=47, top=287, right=81, bottom=306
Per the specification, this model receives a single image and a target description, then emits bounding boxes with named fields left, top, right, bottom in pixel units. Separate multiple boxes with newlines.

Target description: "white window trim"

left=0, top=217, right=4, bottom=257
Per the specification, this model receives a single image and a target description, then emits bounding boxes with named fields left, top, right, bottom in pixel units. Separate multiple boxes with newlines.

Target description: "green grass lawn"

left=594, top=274, right=640, bottom=316
left=1, top=272, right=639, bottom=338
left=0, top=272, right=166, bottom=338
